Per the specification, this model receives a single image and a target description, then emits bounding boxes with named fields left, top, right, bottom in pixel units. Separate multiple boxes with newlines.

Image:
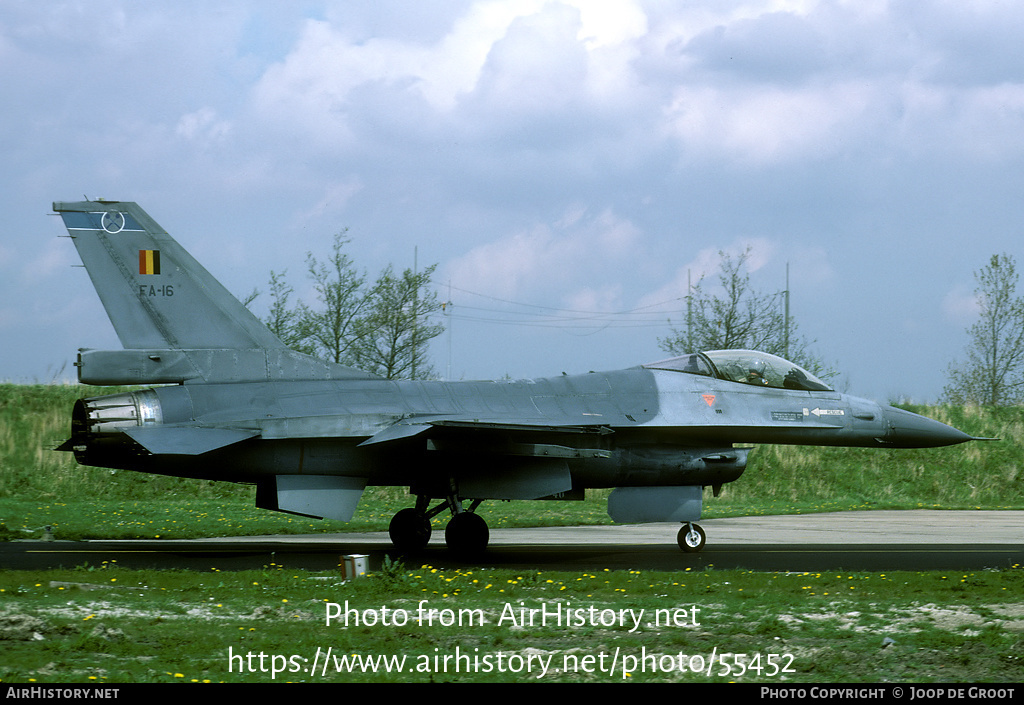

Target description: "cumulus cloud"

left=249, top=0, right=650, bottom=153
left=175, top=108, right=232, bottom=146
left=638, top=237, right=778, bottom=311
left=942, top=285, right=980, bottom=325
left=250, top=3, right=539, bottom=130
left=444, top=206, right=641, bottom=305
left=240, top=0, right=1024, bottom=179
left=664, top=82, right=879, bottom=164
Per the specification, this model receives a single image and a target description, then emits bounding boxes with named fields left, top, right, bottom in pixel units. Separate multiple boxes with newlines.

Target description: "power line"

left=427, top=280, right=687, bottom=332
left=438, top=281, right=685, bottom=316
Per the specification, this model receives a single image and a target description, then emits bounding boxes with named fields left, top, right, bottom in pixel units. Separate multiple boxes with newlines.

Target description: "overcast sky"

left=3, top=1, right=1023, bottom=403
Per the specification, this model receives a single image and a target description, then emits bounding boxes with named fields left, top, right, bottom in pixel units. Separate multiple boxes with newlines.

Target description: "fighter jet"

left=53, top=200, right=985, bottom=554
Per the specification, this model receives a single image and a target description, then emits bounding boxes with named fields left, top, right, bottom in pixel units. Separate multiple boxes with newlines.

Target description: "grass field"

left=1, top=559, right=1021, bottom=683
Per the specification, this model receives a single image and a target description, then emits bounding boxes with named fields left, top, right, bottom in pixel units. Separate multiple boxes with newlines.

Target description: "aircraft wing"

left=357, top=416, right=613, bottom=448
left=358, top=416, right=613, bottom=501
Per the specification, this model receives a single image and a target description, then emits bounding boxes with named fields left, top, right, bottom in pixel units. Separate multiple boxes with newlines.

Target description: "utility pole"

left=442, top=280, right=453, bottom=380
left=783, top=262, right=790, bottom=360
left=412, top=246, right=418, bottom=380
left=686, top=269, right=692, bottom=351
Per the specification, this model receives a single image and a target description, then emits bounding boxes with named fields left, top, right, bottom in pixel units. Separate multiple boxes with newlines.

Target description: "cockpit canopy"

left=642, top=350, right=832, bottom=392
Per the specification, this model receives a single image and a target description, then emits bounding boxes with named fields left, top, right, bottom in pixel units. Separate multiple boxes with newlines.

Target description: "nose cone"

left=880, top=406, right=974, bottom=447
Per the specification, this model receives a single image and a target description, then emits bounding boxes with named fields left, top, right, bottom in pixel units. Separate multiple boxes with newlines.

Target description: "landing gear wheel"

left=677, top=523, right=706, bottom=553
left=445, top=512, right=489, bottom=555
left=389, top=508, right=432, bottom=552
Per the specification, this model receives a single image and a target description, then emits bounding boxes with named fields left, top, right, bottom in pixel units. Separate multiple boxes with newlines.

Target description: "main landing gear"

left=389, top=493, right=489, bottom=555
left=389, top=491, right=706, bottom=555
left=677, top=522, right=706, bottom=553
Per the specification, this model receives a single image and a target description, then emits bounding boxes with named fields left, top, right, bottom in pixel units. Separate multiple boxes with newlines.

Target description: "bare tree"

left=659, top=248, right=830, bottom=378
left=246, top=230, right=445, bottom=379
left=297, top=231, right=372, bottom=365
left=264, top=269, right=312, bottom=353
left=943, top=253, right=1024, bottom=406
left=350, top=264, right=445, bottom=380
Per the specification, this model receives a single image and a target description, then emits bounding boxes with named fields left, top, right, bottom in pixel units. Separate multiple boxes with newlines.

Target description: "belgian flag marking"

left=139, top=250, right=161, bottom=275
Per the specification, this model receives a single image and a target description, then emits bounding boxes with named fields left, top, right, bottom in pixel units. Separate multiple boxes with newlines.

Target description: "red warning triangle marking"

left=702, top=394, right=716, bottom=407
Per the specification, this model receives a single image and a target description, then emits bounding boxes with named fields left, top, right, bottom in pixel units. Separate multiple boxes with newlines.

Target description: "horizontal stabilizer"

left=124, top=426, right=259, bottom=455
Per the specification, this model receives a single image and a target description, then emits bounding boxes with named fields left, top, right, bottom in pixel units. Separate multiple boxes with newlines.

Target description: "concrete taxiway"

left=3, top=511, right=1021, bottom=572
left=211, top=509, right=1016, bottom=546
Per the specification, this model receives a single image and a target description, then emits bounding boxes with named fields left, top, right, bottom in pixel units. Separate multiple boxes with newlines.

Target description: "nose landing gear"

left=678, top=522, right=706, bottom=552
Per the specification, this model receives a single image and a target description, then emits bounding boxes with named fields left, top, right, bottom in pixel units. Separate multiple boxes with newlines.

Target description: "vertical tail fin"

left=55, top=200, right=380, bottom=384
left=55, top=200, right=285, bottom=350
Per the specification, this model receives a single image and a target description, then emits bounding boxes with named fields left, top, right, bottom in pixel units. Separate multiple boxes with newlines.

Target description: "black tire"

left=677, top=523, right=706, bottom=553
left=445, top=512, right=489, bottom=555
left=389, top=508, right=432, bottom=552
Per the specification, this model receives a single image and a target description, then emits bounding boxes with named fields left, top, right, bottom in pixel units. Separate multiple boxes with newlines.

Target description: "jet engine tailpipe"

left=67, top=390, right=164, bottom=465
left=72, top=390, right=163, bottom=437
